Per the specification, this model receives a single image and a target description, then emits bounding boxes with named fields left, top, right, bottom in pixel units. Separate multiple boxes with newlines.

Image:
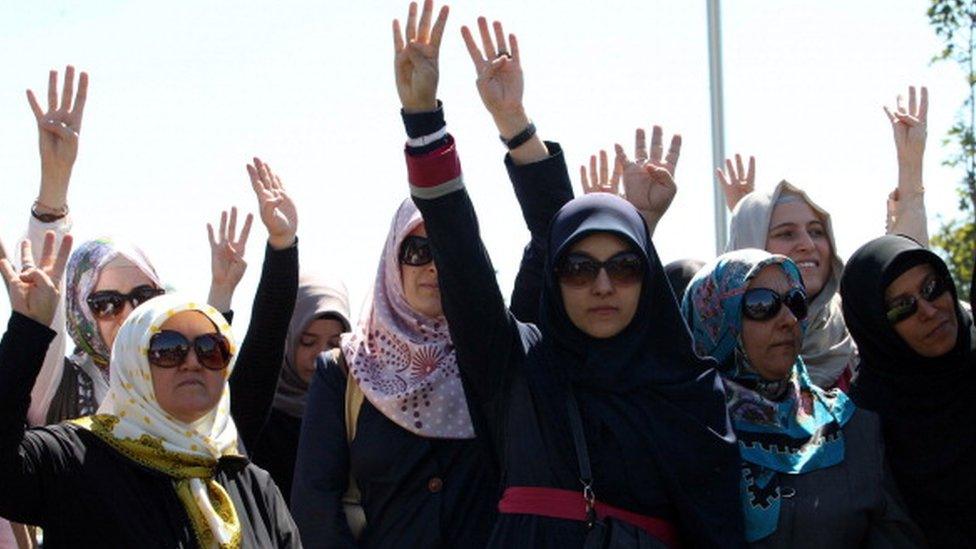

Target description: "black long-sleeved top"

left=407, top=133, right=744, bottom=547
left=292, top=355, right=498, bottom=548
left=229, top=241, right=300, bottom=501
left=0, top=313, right=300, bottom=548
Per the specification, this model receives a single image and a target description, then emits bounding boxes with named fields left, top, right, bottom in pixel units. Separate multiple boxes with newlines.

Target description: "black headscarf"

left=526, top=193, right=744, bottom=545
left=841, top=234, right=976, bottom=545
left=664, top=259, right=705, bottom=301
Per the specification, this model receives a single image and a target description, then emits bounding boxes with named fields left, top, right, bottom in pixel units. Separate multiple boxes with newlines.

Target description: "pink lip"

left=924, top=319, right=952, bottom=340
left=176, top=379, right=204, bottom=388
left=588, top=306, right=619, bottom=316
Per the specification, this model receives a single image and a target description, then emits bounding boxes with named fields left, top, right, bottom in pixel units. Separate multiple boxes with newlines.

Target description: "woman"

left=0, top=234, right=299, bottom=547
left=726, top=181, right=857, bottom=391
left=291, top=198, right=499, bottom=547
left=235, top=274, right=350, bottom=503
left=841, top=235, right=976, bottom=546
left=682, top=249, right=923, bottom=547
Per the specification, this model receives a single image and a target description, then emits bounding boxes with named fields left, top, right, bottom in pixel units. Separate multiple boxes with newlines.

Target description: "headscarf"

left=728, top=180, right=856, bottom=388
left=841, top=235, right=976, bottom=542
left=341, top=199, right=474, bottom=439
left=681, top=249, right=854, bottom=542
left=528, top=193, right=744, bottom=542
left=273, top=274, right=351, bottom=418
left=71, top=294, right=242, bottom=549
left=664, top=258, right=705, bottom=301
left=64, top=238, right=163, bottom=405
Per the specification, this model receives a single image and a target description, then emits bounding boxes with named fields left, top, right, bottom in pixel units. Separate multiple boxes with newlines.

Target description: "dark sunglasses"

left=399, top=235, right=433, bottom=266
left=147, top=330, right=232, bottom=370
left=554, top=251, right=644, bottom=288
left=87, top=285, right=165, bottom=319
left=885, top=275, right=951, bottom=325
left=741, top=287, right=809, bottom=322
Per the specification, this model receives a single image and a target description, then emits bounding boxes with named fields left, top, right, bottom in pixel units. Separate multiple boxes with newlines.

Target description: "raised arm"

left=228, top=159, right=299, bottom=452
left=883, top=85, right=929, bottom=246
left=206, top=207, right=253, bottom=315
left=22, top=66, right=86, bottom=427
left=394, top=2, right=518, bottom=410
left=460, top=17, right=572, bottom=322
left=0, top=232, right=74, bottom=524
left=715, top=153, right=755, bottom=212
left=614, top=125, right=681, bottom=236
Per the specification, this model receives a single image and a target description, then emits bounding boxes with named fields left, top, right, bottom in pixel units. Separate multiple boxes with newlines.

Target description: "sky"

left=0, top=0, right=969, bottom=338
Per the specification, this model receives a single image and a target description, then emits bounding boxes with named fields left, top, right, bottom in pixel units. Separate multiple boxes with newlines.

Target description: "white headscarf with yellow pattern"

left=71, top=294, right=242, bottom=549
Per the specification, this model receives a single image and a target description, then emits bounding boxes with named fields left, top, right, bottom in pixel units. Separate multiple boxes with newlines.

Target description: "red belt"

left=498, top=486, right=680, bottom=548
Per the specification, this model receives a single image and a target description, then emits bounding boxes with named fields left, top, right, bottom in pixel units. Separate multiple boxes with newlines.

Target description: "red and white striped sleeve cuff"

left=405, top=135, right=464, bottom=200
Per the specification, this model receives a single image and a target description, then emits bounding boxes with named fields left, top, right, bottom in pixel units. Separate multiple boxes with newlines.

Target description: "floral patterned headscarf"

left=66, top=238, right=163, bottom=370
left=681, top=249, right=854, bottom=542
left=340, top=199, right=474, bottom=439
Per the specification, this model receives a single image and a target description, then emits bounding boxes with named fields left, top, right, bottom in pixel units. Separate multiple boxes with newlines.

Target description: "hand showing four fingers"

left=394, top=0, right=449, bottom=113
left=614, top=126, right=681, bottom=228
left=27, top=66, right=89, bottom=206
left=715, top=154, right=756, bottom=211
left=580, top=150, right=622, bottom=196
left=461, top=17, right=527, bottom=136
left=206, top=207, right=253, bottom=311
left=884, top=86, right=927, bottom=171
left=0, top=231, right=74, bottom=326
left=248, top=158, right=297, bottom=251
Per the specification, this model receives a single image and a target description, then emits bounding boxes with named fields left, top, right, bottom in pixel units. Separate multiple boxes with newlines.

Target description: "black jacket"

left=0, top=313, right=301, bottom=548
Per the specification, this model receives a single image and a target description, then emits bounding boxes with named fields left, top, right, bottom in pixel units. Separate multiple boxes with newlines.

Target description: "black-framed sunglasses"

left=399, top=235, right=433, bottom=266
left=87, top=285, right=166, bottom=319
left=741, top=287, right=808, bottom=322
left=885, top=274, right=951, bottom=325
left=554, top=251, right=645, bottom=288
left=147, top=330, right=233, bottom=371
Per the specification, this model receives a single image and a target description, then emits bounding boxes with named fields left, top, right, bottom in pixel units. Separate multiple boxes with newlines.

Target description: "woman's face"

left=766, top=200, right=832, bottom=297
left=559, top=233, right=642, bottom=339
left=400, top=225, right=444, bottom=318
left=150, top=311, right=228, bottom=424
left=294, top=317, right=345, bottom=383
left=740, top=265, right=803, bottom=381
left=92, top=258, right=158, bottom=350
left=885, top=263, right=959, bottom=357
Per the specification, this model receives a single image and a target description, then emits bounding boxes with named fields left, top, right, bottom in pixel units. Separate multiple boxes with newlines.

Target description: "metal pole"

left=707, top=0, right=728, bottom=253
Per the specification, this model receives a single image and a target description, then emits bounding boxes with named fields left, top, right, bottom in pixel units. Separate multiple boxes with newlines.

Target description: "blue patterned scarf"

left=681, top=249, right=854, bottom=542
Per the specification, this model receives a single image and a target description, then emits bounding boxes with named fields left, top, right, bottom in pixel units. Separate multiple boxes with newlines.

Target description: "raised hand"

left=461, top=17, right=527, bottom=136
left=614, top=126, right=681, bottom=232
left=393, top=0, right=449, bottom=113
left=26, top=66, right=89, bottom=211
left=580, top=150, right=621, bottom=195
left=0, top=231, right=73, bottom=326
left=715, top=154, right=755, bottom=211
left=883, top=86, right=928, bottom=178
left=206, top=207, right=253, bottom=312
left=247, top=158, right=297, bottom=250
left=0, top=237, right=8, bottom=292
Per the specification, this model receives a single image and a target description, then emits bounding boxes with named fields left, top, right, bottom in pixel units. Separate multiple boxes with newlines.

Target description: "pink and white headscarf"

left=341, top=199, right=474, bottom=439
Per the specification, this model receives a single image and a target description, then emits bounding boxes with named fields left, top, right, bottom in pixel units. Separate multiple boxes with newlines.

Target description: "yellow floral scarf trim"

left=72, top=415, right=242, bottom=549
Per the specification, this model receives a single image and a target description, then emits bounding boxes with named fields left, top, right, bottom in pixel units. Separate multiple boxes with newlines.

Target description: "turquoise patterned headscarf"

left=680, top=249, right=854, bottom=542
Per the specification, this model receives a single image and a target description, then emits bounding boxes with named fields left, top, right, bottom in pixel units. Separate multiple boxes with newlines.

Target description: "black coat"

left=0, top=313, right=301, bottom=548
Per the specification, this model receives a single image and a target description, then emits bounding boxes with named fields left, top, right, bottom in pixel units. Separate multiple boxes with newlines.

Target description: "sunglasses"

left=885, top=275, right=951, bottom=325
left=554, top=251, right=644, bottom=288
left=87, top=285, right=166, bottom=319
left=147, top=330, right=232, bottom=370
left=741, top=287, right=809, bottom=322
left=399, top=235, right=433, bottom=266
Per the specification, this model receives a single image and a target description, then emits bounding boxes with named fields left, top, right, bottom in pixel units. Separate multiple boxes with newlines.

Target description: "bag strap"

left=334, top=348, right=365, bottom=444
left=564, top=390, right=597, bottom=527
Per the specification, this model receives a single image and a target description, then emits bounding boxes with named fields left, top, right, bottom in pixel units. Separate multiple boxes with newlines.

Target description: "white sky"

left=0, top=0, right=968, bottom=338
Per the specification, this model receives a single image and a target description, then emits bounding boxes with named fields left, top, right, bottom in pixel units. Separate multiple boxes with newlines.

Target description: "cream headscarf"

left=727, top=180, right=857, bottom=388
left=71, top=294, right=242, bottom=549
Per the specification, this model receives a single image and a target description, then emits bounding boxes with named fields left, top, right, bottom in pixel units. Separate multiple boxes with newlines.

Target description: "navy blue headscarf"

left=526, top=193, right=745, bottom=545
